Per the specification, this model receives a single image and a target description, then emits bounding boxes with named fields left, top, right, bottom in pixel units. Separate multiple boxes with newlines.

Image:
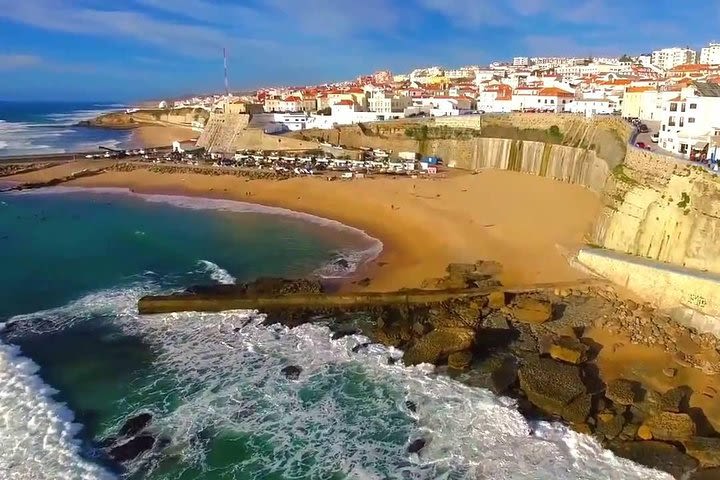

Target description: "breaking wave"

left=4, top=284, right=672, bottom=480
left=197, top=260, right=236, bottom=285
left=0, top=337, right=115, bottom=479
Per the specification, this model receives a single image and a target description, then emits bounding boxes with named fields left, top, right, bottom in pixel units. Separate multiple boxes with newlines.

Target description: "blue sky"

left=0, top=0, right=714, bottom=101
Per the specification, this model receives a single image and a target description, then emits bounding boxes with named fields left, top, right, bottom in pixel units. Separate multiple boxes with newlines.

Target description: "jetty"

left=137, top=279, right=606, bottom=315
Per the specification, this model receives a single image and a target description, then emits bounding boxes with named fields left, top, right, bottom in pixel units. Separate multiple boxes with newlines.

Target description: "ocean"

left=0, top=187, right=673, bottom=479
left=0, top=101, right=132, bottom=157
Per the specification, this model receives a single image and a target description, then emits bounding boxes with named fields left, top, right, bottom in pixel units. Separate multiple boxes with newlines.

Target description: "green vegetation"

left=677, top=192, right=691, bottom=209
left=619, top=54, right=632, bottom=62
left=548, top=125, right=563, bottom=142
left=403, top=124, right=481, bottom=141
left=611, top=164, right=639, bottom=186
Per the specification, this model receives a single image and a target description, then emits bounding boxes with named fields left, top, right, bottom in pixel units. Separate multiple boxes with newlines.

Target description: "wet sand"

left=131, top=125, right=197, bottom=149
left=7, top=163, right=602, bottom=291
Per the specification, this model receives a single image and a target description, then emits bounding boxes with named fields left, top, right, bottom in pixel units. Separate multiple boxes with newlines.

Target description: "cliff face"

left=89, top=108, right=210, bottom=129
left=591, top=149, right=720, bottom=274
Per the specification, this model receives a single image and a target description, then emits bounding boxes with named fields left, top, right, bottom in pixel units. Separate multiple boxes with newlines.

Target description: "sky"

left=0, top=0, right=715, bottom=101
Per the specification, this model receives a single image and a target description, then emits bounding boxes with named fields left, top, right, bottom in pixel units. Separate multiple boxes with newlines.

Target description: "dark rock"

left=331, top=325, right=360, bottom=340
left=428, top=300, right=483, bottom=329
left=643, top=412, right=697, bottom=441
left=281, top=365, right=302, bottom=380
left=356, top=277, right=371, bottom=288
left=118, top=413, right=152, bottom=437
left=609, top=441, right=698, bottom=478
left=352, top=342, right=371, bottom=353
left=108, top=435, right=155, bottom=463
left=605, top=379, right=642, bottom=406
left=333, top=258, right=350, bottom=270
left=403, top=327, right=475, bottom=366
left=98, top=436, right=117, bottom=449
left=405, top=400, right=417, bottom=413
left=596, top=412, right=626, bottom=440
left=563, top=393, right=593, bottom=424
left=448, top=350, right=473, bottom=370
left=387, top=356, right=397, bottom=365
left=684, top=437, right=720, bottom=468
left=488, top=356, right=518, bottom=394
left=407, top=438, right=426, bottom=454
left=660, top=386, right=691, bottom=413
left=619, top=422, right=639, bottom=440
left=518, top=355, right=586, bottom=417
left=482, top=314, right=510, bottom=330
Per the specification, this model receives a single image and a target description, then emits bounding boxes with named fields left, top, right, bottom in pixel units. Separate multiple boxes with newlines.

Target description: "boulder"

left=407, top=438, right=426, bottom=454
left=609, top=441, right=698, bottom=479
left=446, top=263, right=476, bottom=276
left=429, top=300, right=483, bottom=329
left=683, top=437, right=720, bottom=468
left=281, top=365, right=302, bottom=380
left=405, top=400, right=417, bottom=413
left=333, top=258, right=351, bottom=270
left=108, top=435, right=155, bottom=463
left=474, top=260, right=503, bottom=276
left=403, top=328, right=476, bottom=366
left=643, top=412, right=697, bottom=441
left=562, top=393, right=593, bottom=424
left=596, top=412, right=626, bottom=440
left=118, top=413, right=152, bottom=437
left=606, top=379, right=642, bottom=406
left=518, top=355, right=586, bottom=417
left=637, top=425, right=653, bottom=440
left=548, top=336, right=590, bottom=365
left=509, top=298, right=552, bottom=324
left=448, top=350, right=473, bottom=370
left=488, top=291, right=507, bottom=309
left=491, top=356, right=519, bottom=395
left=660, top=386, right=690, bottom=413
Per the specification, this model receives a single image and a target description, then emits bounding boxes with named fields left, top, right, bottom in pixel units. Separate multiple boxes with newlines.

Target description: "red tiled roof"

left=626, top=86, right=655, bottom=93
left=538, top=87, right=575, bottom=97
left=284, top=96, right=302, bottom=102
left=670, top=63, right=710, bottom=72
left=335, top=100, right=355, bottom=106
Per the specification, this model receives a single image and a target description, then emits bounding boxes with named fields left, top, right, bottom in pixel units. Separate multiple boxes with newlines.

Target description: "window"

left=681, top=103, right=686, bottom=112
left=670, top=103, right=678, bottom=112
left=669, top=117, right=676, bottom=126
left=690, top=103, right=697, bottom=109
left=662, top=124, right=666, bottom=131
left=680, top=143, right=688, bottom=154
left=679, top=117, right=684, bottom=127
left=689, top=117, right=696, bottom=123
left=550, top=99, right=555, bottom=104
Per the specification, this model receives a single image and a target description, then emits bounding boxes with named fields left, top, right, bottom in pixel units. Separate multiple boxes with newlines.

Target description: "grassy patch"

left=677, top=192, right=690, bottom=208
left=611, top=164, right=639, bottom=186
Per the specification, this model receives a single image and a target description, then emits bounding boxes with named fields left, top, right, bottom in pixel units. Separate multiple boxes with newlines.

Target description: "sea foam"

left=0, top=338, right=115, bottom=479
left=5, top=282, right=673, bottom=480
left=197, top=260, right=236, bottom=285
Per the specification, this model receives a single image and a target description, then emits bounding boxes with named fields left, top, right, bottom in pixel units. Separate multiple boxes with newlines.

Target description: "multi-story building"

left=367, top=91, right=412, bottom=116
left=564, top=99, right=614, bottom=116
left=651, top=47, right=697, bottom=71
left=658, top=82, right=720, bottom=159
left=513, top=57, right=530, bottom=66
left=700, top=43, right=720, bottom=65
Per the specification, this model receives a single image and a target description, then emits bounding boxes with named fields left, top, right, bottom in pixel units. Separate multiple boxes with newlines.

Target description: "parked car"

left=635, top=142, right=651, bottom=150
left=638, top=124, right=649, bottom=133
left=651, top=133, right=659, bottom=143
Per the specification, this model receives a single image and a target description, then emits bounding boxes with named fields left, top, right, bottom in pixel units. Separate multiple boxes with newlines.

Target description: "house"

left=668, top=64, right=711, bottom=79
left=477, top=84, right=513, bottom=112
left=512, top=87, right=574, bottom=112
left=658, top=82, right=720, bottom=159
left=368, top=91, right=412, bottom=118
left=564, top=99, right=614, bottom=116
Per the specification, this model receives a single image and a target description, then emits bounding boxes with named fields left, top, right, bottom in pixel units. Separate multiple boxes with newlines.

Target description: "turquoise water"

left=0, top=188, right=672, bottom=480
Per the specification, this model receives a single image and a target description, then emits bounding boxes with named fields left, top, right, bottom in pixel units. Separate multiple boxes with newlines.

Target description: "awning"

left=694, top=142, right=709, bottom=150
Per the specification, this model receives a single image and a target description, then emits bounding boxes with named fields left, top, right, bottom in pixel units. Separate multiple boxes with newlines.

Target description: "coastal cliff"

left=591, top=149, right=720, bottom=275
left=84, top=107, right=210, bottom=129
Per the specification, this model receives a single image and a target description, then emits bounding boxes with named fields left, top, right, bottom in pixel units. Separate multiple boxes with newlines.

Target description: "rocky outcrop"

left=643, top=412, right=697, bottom=441
left=548, top=336, right=589, bottom=364
left=509, top=298, right=553, bottom=324
left=606, top=379, right=642, bottom=406
left=609, top=441, right=699, bottom=479
left=403, top=328, right=476, bottom=366
left=518, top=355, right=587, bottom=422
left=683, top=437, right=720, bottom=468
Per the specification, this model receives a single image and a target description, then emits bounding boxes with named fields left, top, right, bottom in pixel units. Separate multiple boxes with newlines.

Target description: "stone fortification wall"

left=197, top=112, right=314, bottom=152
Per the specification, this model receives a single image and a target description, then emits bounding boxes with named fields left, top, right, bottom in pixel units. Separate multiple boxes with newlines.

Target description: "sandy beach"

left=7, top=163, right=602, bottom=291
left=131, top=125, right=197, bottom=149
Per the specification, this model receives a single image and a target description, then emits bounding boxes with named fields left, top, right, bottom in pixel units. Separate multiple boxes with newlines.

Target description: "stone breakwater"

left=107, top=162, right=293, bottom=180
left=140, top=263, right=720, bottom=479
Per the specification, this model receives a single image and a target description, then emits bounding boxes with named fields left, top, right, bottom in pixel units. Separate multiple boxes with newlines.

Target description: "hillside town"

left=155, top=42, right=720, bottom=163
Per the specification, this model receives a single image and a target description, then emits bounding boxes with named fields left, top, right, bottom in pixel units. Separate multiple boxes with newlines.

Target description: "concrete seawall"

left=577, top=248, right=720, bottom=334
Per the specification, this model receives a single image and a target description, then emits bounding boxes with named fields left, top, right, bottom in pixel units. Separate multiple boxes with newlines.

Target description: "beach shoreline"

left=5, top=162, right=603, bottom=291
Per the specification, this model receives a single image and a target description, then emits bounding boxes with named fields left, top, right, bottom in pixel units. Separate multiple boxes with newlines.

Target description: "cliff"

left=86, top=108, right=210, bottom=129
left=591, top=149, right=720, bottom=275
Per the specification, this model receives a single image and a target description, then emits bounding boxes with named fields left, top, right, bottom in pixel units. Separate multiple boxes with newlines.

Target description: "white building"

left=513, top=57, right=530, bottom=66
left=564, top=99, right=614, bottom=116
left=658, top=82, right=720, bottom=159
left=368, top=91, right=412, bottom=117
left=700, top=43, right=720, bottom=65
left=651, top=47, right=697, bottom=71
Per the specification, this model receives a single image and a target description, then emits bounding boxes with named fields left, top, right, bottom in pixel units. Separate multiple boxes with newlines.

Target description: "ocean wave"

left=197, top=260, right=236, bottom=285
left=5, top=285, right=672, bottom=479
left=0, top=338, right=115, bottom=479
left=13, top=187, right=385, bottom=276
